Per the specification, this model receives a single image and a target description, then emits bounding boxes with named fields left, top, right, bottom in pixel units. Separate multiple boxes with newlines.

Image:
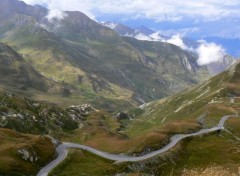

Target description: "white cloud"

left=160, top=34, right=196, bottom=52
left=46, top=9, right=66, bottom=22
left=134, top=33, right=152, bottom=41
left=196, top=41, right=225, bottom=65
left=124, top=31, right=226, bottom=66
left=164, top=36, right=226, bottom=65
left=124, top=33, right=153, bottom=41
left=19, top=0, right=238, bottom=58
left=149, top=32, right=165, bottom=41
left=20, top=0, right=96, bottom=19
left=102, top=22, right=117, bottom=30
left=166, top=35, right=189, bottom=50
left=21, top=0, right=240, bottom=22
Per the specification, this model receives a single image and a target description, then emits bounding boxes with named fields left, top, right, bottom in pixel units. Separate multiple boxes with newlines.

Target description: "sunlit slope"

left=126, top=61, right=240, bottom=137
left=0, top=128, right=55, bottom=176
left=0, top=42, right=65, bottom=94
left=0, top=0, right=210, bottom=108
left=0, top=13, right=136, bottom=109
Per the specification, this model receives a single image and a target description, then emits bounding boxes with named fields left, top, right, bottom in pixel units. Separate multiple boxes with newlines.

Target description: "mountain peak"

left=136, top=26, right=155, bottom=35
left=0, top=0, right=47, bottom=21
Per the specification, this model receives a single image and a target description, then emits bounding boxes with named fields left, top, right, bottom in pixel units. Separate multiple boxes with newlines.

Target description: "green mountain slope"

left=0, top=12, right=137, bottom=110
left=0, top=128, right=55, bottom=176
left=0, top=42, right=65, bottom=95
left=0, top=0, right=210, bottom=110
left=0, top=1, right=239, bottom=176
left=48, top=62, right=240, bottom=175
left=48, top=59, right=240, bottom=176
left=0, top=91, right=97, bottom=135
left=125, top=61, right=240, bottom=137
left=123, top=37, right=208, bottom=94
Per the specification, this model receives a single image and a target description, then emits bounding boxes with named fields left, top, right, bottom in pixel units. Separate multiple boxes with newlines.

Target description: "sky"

left=20, top=0, right=240, bottom=58
left=21, top=0, right=240, bottom=38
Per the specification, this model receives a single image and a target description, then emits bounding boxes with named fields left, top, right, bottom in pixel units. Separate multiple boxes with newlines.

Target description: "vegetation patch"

left=0, top=128, right=55, bottom=176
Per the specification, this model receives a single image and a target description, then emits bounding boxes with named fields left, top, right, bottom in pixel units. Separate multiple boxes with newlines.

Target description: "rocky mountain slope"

left=101, top=21, right=161, bottom=40
left=101, top=21, right=138, bottom=36
left=0, top=91, right=96, bottom=134
left=126, top=60, right=240, bottom=137
left=0, top=0, right=212, bottom=109
left=0, top=128, right=56, bottom=176
left=48, top=61, right=240, bottom=175
left=0, top=42, right=66, bottom=95
left=0, top=61, right=239, bottom=175
left=207, top=55, right=237, bottom=76
left=0, top=1, right=239, bottom=176
left=102, top=21, right=238, bottom=77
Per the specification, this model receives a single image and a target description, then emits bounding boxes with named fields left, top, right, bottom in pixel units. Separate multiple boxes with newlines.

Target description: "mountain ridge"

left=0, top=0, right=213, bottom=109
left=0, top=1, right=239, bottom=175
left=0, top=42, right=66, bottom=95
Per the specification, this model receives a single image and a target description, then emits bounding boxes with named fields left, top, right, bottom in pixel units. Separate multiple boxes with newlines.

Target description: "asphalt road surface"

left=37, top=115, right=237, bottom=176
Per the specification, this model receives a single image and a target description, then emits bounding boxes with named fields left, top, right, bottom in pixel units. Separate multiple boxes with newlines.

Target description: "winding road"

left=37, top=115, right=238, bottom=176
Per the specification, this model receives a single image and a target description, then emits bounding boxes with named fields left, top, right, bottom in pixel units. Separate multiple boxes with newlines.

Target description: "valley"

left=0, top=0, right=239, bottom=176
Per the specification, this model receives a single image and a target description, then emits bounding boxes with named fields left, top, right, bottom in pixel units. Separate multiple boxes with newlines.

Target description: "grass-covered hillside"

left=0, top=43, right=239, bottom=176
left=0, top=42, right=65, bottom=95
left=125, top=61, right=240, bottom=137
left=0, top=1, right=239, bottom=176
left=49, top=61, right=240, bottom=176
left=0, top=0, right=211, bottom=110
left=0, top=128, right=55, bottom=176
left=0, top=91, right=99, bottom=135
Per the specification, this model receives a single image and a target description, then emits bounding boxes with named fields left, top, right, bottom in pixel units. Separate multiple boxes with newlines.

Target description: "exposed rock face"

left=42, top=11, right=119, bottom=42
left=68, top=104, right=96, bottom=117
left=115, top=112, right=132, bottom=120
left=101, top=22, right=163, bottom=41
left=0, top=92, right=96, bottom=134
left=101, top=22, right=135, bottom=36
left=18, top=149, right=39, bottom=162
left=0, top=0, right=213, bottom=106
left=181, top=55, right=197, bottom=71
left=0, top=0, right=47, bottom=21
left=207, top=55, right=238, bottom=76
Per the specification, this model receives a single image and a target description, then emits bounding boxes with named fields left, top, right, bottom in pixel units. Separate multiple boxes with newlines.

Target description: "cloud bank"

left=121, top=29, right=226, bottom=65
left=21, top=0, right=240, bottom=41
left=20, top=0, right=229, bottom=64
left=46, top=9, right=66, bottom=22
left=149, top=32, right=165, bottom=41
left=166, top=36, right=226, bottom=65
left=166, top=35, right=191, bottom=51
left=196, top=41, right=225, bottom=65
left=21, top=0, right=96, bottom=19
left=138, top=33, right=226, bottom=65
left=21, top=0, right=240, bottom=22
left=134, top=33, right=153, bottom=41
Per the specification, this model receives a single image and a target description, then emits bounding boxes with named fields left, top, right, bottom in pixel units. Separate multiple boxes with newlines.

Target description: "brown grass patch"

left=0, top=128, right=55, bottom=175
left=182, top=165, right=236, bottom=176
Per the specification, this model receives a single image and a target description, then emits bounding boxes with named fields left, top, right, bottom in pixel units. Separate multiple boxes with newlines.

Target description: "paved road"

left=37, top=115, right=237, bottom=176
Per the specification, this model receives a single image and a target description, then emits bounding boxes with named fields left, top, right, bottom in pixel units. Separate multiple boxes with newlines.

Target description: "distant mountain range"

left=101, top=21, right=167, bottom=41
left=101, top=21, right=238, bottom=75
left=0, top=0, right=236, bottom=110
left=0, top=1, right=240, bottom=176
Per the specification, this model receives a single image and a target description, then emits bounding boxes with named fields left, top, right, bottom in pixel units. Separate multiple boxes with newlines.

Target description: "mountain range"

left=0, top=0, right=240, bottom=175
left=0, top=0, right=228, bottom=110
left=102, top=21, right=237, bottom=74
